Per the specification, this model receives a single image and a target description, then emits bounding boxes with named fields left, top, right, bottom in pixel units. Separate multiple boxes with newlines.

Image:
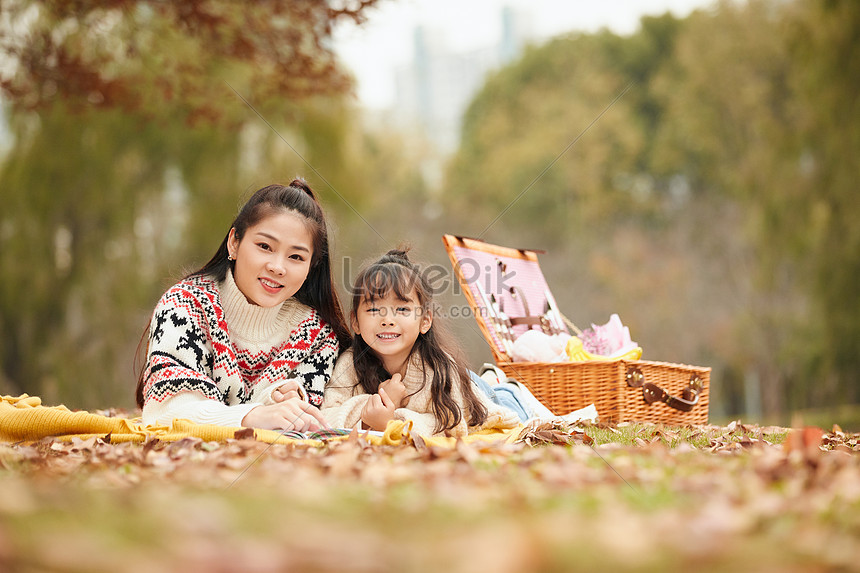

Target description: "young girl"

left=136, top=180, right=351, bottom=431
left=322, top=249, right=521, bottom=437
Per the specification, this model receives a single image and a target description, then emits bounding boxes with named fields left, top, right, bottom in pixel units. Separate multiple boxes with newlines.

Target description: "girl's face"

left=353, top=288, right=432, bottom=373
left=227, top=210, right=313, bottom=307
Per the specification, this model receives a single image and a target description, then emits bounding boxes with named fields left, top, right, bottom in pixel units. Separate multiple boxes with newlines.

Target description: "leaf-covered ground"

left=1, top=422, right=858, bottom=573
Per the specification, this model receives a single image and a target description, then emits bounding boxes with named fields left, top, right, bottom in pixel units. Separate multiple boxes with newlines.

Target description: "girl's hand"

left=271, top=379, right=302, bottom=403
left=360, top=387, right=397, bottom=431
left=242, top=399, right=330, bottom=432
left=379, top=373, right=408, bottom=408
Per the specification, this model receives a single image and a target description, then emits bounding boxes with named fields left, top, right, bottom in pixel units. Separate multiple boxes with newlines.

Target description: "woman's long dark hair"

left=350, top=248, right=487, bottom=433
left=135, top=179, right=350, bottom=407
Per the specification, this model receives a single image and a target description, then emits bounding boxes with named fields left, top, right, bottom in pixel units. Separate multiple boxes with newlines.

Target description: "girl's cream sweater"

left=322, top=349, right=520, bottom=437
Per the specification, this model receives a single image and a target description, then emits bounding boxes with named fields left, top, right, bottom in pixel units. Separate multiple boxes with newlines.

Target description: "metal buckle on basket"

left=626, top=367, right=644, bottom=388
left=689, top=374, right=703, bottom=393
left=682, top=374, right=703, bottom=401
left=627, top=367, right=701, bottom=412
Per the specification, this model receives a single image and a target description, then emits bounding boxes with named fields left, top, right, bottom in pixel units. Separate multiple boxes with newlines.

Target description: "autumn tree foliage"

left=0, top=0, right=379, bottom=122
left=443, top=0, right=860, bottom=417
left=0, top=0, right=380, bottom=407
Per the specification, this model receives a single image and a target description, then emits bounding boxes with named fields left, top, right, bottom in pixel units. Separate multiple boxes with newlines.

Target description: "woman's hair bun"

left=288, top=178, right=316, bottom=200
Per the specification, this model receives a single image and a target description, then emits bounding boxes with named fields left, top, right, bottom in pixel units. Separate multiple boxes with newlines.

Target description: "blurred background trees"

left=0, top=0, right=857, bottom=424
left=0, top=0, right=380, bottom=407
left=442, top=0, right=859, bottom=421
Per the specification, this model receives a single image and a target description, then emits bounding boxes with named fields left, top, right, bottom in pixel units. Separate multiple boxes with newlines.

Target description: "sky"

left=332, top=0, right=716, bottom=110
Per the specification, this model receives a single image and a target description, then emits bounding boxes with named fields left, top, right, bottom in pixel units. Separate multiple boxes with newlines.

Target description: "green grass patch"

left=581, top=423, right=788, bottom=448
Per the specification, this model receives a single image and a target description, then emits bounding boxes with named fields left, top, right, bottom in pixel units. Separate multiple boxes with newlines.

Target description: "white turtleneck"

left=219, top=270, right=309, bottom=353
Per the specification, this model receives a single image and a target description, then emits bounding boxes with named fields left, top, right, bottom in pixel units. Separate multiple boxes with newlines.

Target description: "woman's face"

left=227, top=210, right=313, bottom=307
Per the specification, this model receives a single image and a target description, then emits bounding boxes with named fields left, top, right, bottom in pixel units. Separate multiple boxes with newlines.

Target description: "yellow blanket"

left=0, top=394, right=521, bottom=448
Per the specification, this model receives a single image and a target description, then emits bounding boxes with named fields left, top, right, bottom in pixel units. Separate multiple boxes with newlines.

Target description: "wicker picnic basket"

left=442, top=235, right=710, bottom=425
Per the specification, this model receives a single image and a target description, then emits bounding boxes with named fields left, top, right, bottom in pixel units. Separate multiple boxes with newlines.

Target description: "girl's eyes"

left=365, top=306, right=412, bottom=315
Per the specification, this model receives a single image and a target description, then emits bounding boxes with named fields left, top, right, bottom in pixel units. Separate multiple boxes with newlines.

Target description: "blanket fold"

left=1, top=395, right=521, bottom=447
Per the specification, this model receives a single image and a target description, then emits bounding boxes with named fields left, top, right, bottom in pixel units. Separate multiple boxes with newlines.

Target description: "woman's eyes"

left=255, top=243, right=305, bottom=261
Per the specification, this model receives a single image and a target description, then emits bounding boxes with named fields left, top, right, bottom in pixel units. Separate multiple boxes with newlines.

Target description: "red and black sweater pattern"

left=142, top=275, right=338, bottom=408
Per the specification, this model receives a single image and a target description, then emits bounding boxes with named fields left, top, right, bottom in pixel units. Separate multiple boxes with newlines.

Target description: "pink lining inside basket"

left=450, top=244, right=569, bottom=355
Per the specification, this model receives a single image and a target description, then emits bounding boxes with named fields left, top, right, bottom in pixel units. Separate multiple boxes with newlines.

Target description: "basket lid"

left=441, top=235, right=568, bottom=361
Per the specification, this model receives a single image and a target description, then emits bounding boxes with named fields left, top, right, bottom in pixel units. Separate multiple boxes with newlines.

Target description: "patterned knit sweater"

left=141, top=270, right=339, bottom=427
left=322, top=349, right=520, bottom=438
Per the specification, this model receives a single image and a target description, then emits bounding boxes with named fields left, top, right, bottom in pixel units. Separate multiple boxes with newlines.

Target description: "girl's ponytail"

left=384, top=248, right=410, bottom=260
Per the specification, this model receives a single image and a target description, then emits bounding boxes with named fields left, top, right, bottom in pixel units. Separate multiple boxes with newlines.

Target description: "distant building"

left=392, top=7, right=536, bottom=153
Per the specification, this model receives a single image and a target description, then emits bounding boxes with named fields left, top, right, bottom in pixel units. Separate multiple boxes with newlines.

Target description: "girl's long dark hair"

left=350, top=249, right=487, bottom=433
left=135, top=179, right=350, bottom=407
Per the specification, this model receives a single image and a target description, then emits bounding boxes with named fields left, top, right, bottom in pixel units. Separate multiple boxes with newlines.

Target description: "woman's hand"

left=360, top=387, right=397, bottom=431
left=270, top=379, right=303, bottom=403
left=379, top=373, right=408, bottom=408
left=242, top=398, right=330, bottom=432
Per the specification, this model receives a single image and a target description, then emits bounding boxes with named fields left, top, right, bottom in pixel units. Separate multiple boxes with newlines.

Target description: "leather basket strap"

left=626, top=367, right=704, bottom=412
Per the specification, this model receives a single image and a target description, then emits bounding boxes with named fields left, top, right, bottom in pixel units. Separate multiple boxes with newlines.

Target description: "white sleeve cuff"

left=142, top=392, right=258, bottom=428
left=394, top=409, right=444, bottom=438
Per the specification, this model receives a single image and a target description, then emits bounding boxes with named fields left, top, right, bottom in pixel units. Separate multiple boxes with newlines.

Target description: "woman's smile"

left=259, top=278, right=284, bottom=293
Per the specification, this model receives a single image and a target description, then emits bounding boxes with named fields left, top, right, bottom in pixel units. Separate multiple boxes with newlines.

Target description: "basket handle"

left=508, top=286, right=565, bottom=335
left=625, top=367, right=704, bottom=412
